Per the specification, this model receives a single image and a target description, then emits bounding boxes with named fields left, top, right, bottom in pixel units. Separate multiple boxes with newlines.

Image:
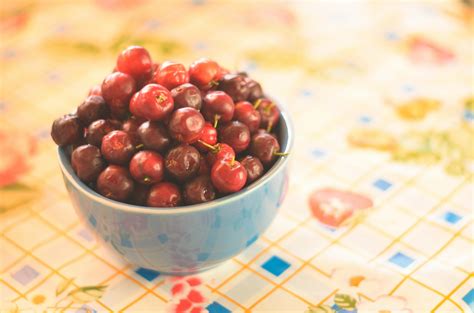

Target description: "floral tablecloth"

left=1, top=0, right=473, bottom=312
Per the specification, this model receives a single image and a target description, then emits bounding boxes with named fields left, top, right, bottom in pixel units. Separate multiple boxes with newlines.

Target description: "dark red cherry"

left=77, top=96, right=108, bottom=125
left=240, top=155, right=264, bottom=184
left=218, top=121, right=250, bottom=153
left=205, top=143, right=235, bottom=166
left=154, top=61, right=189, bottom=90
left=256, top=99, right=280, bottom=132
left=122, top=117, right=143, bottom=145
left=234, top=101, right=261, bottom=133
left=129, top=150, right=164, bottom=185
left=137, top=121, right=170, bottom=152
left=194, top=122, right=217, bottom=152
left=245, top=78, right=263, bottom=102
left=165, top=144, right=201, bottom=182
left=101, top=72, right=136, bottom=119
left=183, top=175, right=216, bottom=205
left=88, top=85, right=102, bottom=97
left=188, top=58, right=221, bottom=90
left=211, top=159, right=247, bottom=193
left=51, top=114, right=83, bottom=146
left=130, top=184, right=150, bottom=206
left=168, top=107, right=205, bottom=143
left=218, top=74, right=250, bottom=102
left=171, top=83, right=202, bottom=110
left=97, top=165, right=134, bottom=201
left=202, top=91, right=234, bottom=127
left=250, top=132, right=281, bottom=166
left=86, top=119, right=119, bottom=147
left=101, top=130, right=135, bottom=165
left=116, top=46, right=152, bottom=81
left=147, top=182, right=182, bottom=207
left=129, top=84, right=174, bottom=121
left=198, top=157, right=210, bottom=175
left=71, top=144, right=105, bottom=182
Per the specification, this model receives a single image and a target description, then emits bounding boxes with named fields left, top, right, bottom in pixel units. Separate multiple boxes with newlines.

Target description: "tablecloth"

left=1, top=0, right=473, bottom=312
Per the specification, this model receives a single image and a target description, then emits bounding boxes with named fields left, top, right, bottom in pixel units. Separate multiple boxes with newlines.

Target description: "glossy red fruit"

left=101, top=72, right=136, bottom=118
left=194, top=122, right=217, bottom=152
left=101, top=130, right=135, bottom=165
left=97, top=165, right=134, bottom=201
left=206, top=143, right=235, bottom=166
left=240, top=155, right=264, bottom=184
left=88, top=84, right=102, bottom=97
left=122, top=117, right=142, bottom=145
left=211, top=159, right=247, bottom=193
left=218, top=74, right=250, bottom=102
left=249, top=132, right=280, bottom=166
left=234, top=101, right=261, bottom=133
left=137, top=121, right=170, bottom=152
left=129, top=150, right=164, bottom=185
left=147, top=182, right=182, bottom=207
left=77, top=96, right=108, bottom=125
left=86, top=119, right=119, bottom=147
left=171, top=83, right=202, bottom=110
left=51, top=114, right=83, bottom=146
left=183, top=175, right=216, bottom=205
left=255, top=99, right=280, bottom=132
left=165, top=144, right=201, bottom=182
left=188, top=58, right=221, bottom=90
left=202, top=91, right=234, bottom=126
left=168, top=107, right=205, bottom=143
left=71, top=144, right=105, bottom=182
left=154, top=61, right=189, bottom=90
left=116, top=46, right=152, bottom=81
left=129, top=84, right=174, bottom=121
left=218, top=121, right=250, bottom=153
left=245, top=78, right=263, bottom=102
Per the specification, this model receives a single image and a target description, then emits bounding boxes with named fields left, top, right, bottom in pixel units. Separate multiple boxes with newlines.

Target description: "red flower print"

left=309, top=188, right=373, bottom=227
left=407, top=36, right=455, bottom=65
left=0, top=130, right=37, bottom=187
left=169, top=276, right=208, bottom=313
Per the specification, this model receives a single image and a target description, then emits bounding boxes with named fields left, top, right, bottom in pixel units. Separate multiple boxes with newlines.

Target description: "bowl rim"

left=58, top=104, right=294, bottom=215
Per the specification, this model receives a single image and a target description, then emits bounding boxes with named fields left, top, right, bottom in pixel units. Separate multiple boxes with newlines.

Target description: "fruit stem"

left=264, top=102, right=275, bottom=113
left=266, top=121, right=273, bottom=133
left=274, top=151, right=289, bottom=157
left=135, top=143, right=144, bottom=149
left=213, top=115, right=220, bottom=128
left=210, top=80, right=219, bottom=87
left=156, top=94, right=167, bottom=103
left=254, top=99, right=263, bottom=109
left=197, top=140, right=217, bottom=152
left=143, top=177, right=151, bottom=183
left=230, top=157, right=235, bottom=167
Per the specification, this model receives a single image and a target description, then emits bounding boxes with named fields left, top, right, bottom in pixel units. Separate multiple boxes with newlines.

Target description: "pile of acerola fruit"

left=51, top=46, right=286, bottom=207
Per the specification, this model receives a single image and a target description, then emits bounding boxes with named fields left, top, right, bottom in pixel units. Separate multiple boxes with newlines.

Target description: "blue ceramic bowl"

left=58, top=106, right=293, bottom=275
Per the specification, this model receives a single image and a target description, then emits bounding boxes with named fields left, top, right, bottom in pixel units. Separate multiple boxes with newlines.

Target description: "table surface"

left=1, top=1, right=473, bottom=312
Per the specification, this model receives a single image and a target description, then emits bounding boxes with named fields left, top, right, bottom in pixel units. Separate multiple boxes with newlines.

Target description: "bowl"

left=58, top=105, right=293, bottom=275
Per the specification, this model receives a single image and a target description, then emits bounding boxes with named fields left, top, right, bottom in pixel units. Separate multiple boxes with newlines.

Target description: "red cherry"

left=88, top=84, right=102, bottom=97
left=137, top=121, right=171, bottom=152
left=197, top=157, right=210, bottom=175
left=154, top=61, right=189, bottom=90
left=240, top=155, right=264, bottom=184
left=255, top=99, right=280, bottom=132
left=168, top=107, right=205, bottom=143
left=97, top=165, right=134, bottom=201
left=116, top=46, right=152, bottom=81
left=194, top=122, right=217, bottom=152
left=218, top=121, right=250, bottom=153
left=189, top=58, right=221, bottom=90
left=234, top=101, right=261, bottom=133
left=205, top=143, right=235, bottom=166
left=202, top=91, right=234, bottom=127
left=101, top=72, right=136, bottom=119
left=122, top=117, right=142, bottom=145
left=249, top=132, right=281, bottom=166
left=147, top=182, right=182, bottom=207
left=129, top=84, right=174, bottom=121
left=129, top=150, right=164, bottom=185
left=71, top=144, right=105, bottom=182
left=101, top=130, right=135, bottom=165
left=86, top=119, right=119, bottom=147
left=211, top=159, right=247, bottom=193
left=130, top=184, right=150, bottom=206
